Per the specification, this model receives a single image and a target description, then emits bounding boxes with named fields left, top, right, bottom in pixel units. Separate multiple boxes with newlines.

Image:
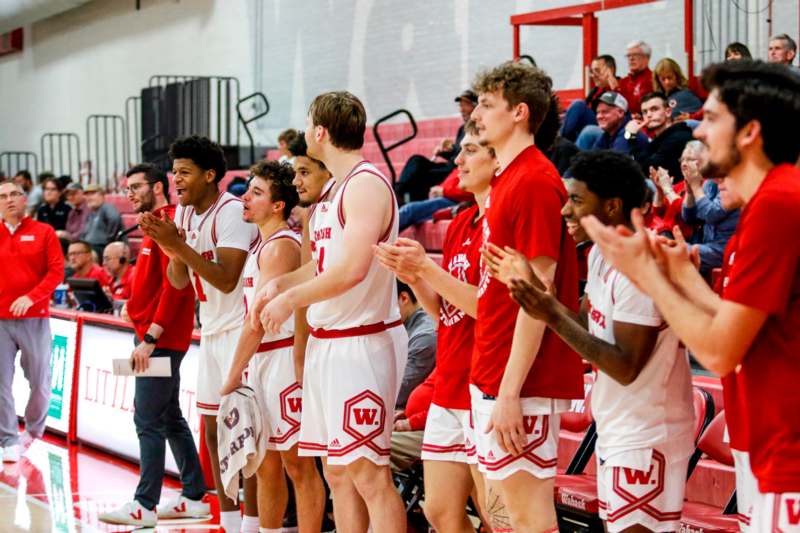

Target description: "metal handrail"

left=517, top=54, right=538, bottom=67
left=372, top=109, right=418, bottom=183
left=237, top=91, right=271, bottom=165
left=0, top=151, right=38, bottom=178
left=125, top=96, right=142, bottom=163
left=86, top=114, right=128, bottom=188
left=40, top=133, right=81, bottom=179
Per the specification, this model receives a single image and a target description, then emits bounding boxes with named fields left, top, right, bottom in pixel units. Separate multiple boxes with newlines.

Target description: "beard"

left=135, top=190, right=156, bottom=213
left=701, top=140, right=741, bottom=179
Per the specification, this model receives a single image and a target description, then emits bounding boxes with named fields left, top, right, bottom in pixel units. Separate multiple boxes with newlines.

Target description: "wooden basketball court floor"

left=0, top=434, right=221, bottom=532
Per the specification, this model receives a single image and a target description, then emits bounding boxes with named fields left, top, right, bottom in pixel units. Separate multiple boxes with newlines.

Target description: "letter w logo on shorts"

left=288, top=398, right=302, bottom=413
left=622, top=465, right=656, bottom=485
left=786, top=498, right=800, bottom=525
left=353, top=408, right=378, bottom=425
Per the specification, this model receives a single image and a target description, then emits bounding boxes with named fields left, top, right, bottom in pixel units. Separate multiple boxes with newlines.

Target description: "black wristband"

left=142, top=333, right=158, bottom=345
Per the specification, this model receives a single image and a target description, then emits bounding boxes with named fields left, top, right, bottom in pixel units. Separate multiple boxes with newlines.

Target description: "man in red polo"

left=0, top=179, right=64, bottom=462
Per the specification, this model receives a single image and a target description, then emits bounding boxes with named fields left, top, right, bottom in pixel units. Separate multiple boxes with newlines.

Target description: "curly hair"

left=473, top=61, right=553, bottom=135
left=168, top=135, right=227, bottom=183
left=565, top=150, right=647, bottom=219
left=702, top=59, right=800, bottom=165
left=249, top=160, right=299, bottom=219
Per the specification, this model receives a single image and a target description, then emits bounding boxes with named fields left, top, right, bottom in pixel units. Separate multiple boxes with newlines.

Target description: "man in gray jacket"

left=395, top=280, right=437, bottom=409
left=80, top=184, right=123, bottom=258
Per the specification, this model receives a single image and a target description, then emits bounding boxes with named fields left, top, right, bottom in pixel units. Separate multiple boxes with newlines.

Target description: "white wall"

left=0, top=0, right=796, bottom=173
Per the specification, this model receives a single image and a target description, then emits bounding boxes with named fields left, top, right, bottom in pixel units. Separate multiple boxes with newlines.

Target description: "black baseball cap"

left=455, top=90, right=478, bottom=104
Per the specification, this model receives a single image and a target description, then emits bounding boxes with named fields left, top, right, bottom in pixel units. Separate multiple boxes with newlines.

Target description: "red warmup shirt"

left=0, top=217, right=64, bottom=319
left=433, top=204, right=483, bottom=410
left=75, top=264, right=113, bottom=289
left=720, top=164, right=800, bottom=493
left=111, top=265, right=136, bottom=300
left=405, top=370, right=436, bottom=431
left=618, top=67, right=654, bottom=114
left=126, top=205, right=195, bottom=353
left=441, top=169, right=475, bottom=204
left=472, top=145, right=583, bottom=399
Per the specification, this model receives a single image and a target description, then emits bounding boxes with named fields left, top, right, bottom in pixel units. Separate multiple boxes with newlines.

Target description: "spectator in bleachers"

left=0, top=178, right=64, bottom=462
left=80, top=184, right=123, bottom=259
left=35, top=177, right=71, bottom=232
left=725, top=41, right=752, bottom=61
left=390, top=370, right=434, bottom=472
left=560, top=54, right=618, bottom=141
left=768, top=33, right=797, bottom=66
left=61, top=183, right=90, bottom=241
left=581, top=92, right=648, bottom=153
left=398, top=168, right=472, bottom=231
left=628, top=92, right=694, bottom=181
left=277, top=128, right=299, bottom=163
left=13, top=170, right=42, bottom=212
left=395, top=89, right=477, bottom=203
left=681, top=141, right=740, bottom=273
left=605, top=40, right=654, bottom=114
left=652, top=58, right=703, bottom=117
left=103, top=241, right=135, bottom=300
left=396, top=281, right=436, bottom=410
left=539, top=92, right=579, bottom=174
left=67, top=240, right=112, bottom=290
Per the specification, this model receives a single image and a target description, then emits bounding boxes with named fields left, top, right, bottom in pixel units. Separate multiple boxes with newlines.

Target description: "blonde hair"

left=653, top=58, right=688, bottom=93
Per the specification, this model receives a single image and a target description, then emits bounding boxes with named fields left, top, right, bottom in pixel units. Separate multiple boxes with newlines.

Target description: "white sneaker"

left=156, top=495, right=210, bottom=519
left=98, top=500, right=157, bottom=527
left=19, top=431, right=34, bottom=449
left=3, top=445, right=20, bottom=463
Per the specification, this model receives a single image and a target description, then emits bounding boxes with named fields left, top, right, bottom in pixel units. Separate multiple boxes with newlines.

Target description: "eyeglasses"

left=102, top=256, right=121, bottom=262
left=123, top=181, right=156, bottom=194
left=0, top=191, right=23, bottom=201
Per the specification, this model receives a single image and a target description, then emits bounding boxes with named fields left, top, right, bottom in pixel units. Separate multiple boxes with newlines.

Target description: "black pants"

left=133, top=348, right=205, bottom=510
left=395, top=155, right=454, bottom=203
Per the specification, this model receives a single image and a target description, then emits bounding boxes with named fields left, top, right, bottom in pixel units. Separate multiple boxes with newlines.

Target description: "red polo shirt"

left=75, top=264, right=113, bottom=290
left=111, top=265, right=136, bottom=300
left=0, top=217, right=64, bottom=319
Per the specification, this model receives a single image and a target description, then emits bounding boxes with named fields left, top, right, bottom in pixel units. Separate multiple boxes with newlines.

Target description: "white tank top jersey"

left=584, top=246, right=695, bottom=458
left=242, top=228, right=301, bottom=342
left=307, top=161, right=402, bottom=330
left=175, top=191, right=260, bottom=336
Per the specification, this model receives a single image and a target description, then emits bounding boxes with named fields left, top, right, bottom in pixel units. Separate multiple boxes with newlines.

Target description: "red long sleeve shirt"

left=0, top=217, right=65, bottom=319
left=441, top=169, right=474, bottom=204
left=405, top=369, right=436, bottom=430
left=125, top=205, right=195, bottom=352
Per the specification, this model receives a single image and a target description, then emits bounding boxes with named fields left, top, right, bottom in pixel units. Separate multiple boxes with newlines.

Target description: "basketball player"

left=140, top=135, right=259, bottom=533
left=581, top=60, right=800, bottom=533
left=469, top=61, right=584, bottom=533
left=220, top=161, right=325, bottom=533
left=373, top=120, right=495, bottom=533
left=505, top=150, right=695, bottom=532
left=254, top=92, right=408, bottom=533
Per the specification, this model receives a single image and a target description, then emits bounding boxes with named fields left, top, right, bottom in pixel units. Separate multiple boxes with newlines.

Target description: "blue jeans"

left=576, top=125, right=604, bottom=150
left=561, top=100, right=597, bottom=142
left=399, top=197, right=456, bottom=230
left=134, top=347, right=205, bottom=510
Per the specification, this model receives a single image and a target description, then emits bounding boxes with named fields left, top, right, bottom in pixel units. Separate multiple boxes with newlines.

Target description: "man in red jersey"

left=375, top=120, right=496, bottom=533
left=0, top=179, right=64, bottom=463
left=470, top=61, right=583, bottom=533
left=582, top=60, right=800, bottom=532
left=100, top=164, right=207, bottom=528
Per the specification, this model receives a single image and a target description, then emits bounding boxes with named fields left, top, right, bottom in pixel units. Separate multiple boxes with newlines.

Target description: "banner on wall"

left=12, top=317, right=78, bottom=435
left=76, top=323, right=200, bottom=474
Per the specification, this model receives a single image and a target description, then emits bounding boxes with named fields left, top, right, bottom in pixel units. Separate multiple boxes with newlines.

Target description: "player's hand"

left=581, top=209, right=660, bottom=290
left=486, top=396, right=526, bottom=456
left=394, top=419, right=412, bottom=432
left=220, top=375, right=242, bottom=396
left=651, top=226, right=701, bottom=284
left=131, top=341, right=155, bottom=373
left=261, top=292, right=292, bottom=334
left=393, top=409, right=406, bottom=423
left=373, top=238, right=428, bottom=278
left=251, top=279, right=280, bottom=329
left=481, top=243, right=533, bottom=287
left=9, top=295, right=34, bottom=317
left=509, top=278, right=558, bottom=324
left=140, top=211, right=184, bottom=254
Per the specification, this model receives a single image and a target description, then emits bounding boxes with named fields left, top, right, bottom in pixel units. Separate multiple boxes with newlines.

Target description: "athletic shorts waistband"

left=309, top=319, right=403, bottom=339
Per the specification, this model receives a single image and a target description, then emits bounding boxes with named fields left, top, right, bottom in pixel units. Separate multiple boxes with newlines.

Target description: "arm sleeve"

left=152, top=247, right=196, bottom=328
left=694, top=183, right=730, bottom=224
left=396, top=321, right=437, bottom=408
left=682, top=202, right=699, bottom=223
left=407, top=407, right=430, bottom=431
left=724, top=192, right=800, bottom=314
left=610, top=271, right=663, bottom=327
left=215, top=201, right=259, bottom=251
left=26, top=226, right=65, bottom=304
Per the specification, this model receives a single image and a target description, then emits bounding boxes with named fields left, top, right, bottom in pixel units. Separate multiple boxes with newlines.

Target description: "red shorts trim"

left=256, top=337, right=294, bottom=353
left=421, top=443, right=475, bottom=454
left=298, top=441, right=328, bottom=451
left=196, top=401, right=220, bottom=409
left=310, top=319, right=402, bottom=339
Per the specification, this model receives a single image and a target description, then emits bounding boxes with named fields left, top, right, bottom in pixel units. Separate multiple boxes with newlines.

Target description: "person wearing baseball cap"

left=584, top=91, right=648, bottom=154
left=395, top=89, right=477, bottom=204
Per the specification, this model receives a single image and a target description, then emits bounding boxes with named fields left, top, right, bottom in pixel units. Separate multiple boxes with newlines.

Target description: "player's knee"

left=423, top=497, right=465, bottom=530
left=349, top=464, right=393, bottom=501
left=282, top=454, right=313, bottom=483
left=257, top=452, right=283, bottom=480
left=322, top=464, right=349, bottom=491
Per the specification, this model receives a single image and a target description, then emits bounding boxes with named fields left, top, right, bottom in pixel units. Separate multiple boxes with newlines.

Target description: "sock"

left=220, top=510, right=242, bottom=533
left=240, top=515, right=259, bottom=533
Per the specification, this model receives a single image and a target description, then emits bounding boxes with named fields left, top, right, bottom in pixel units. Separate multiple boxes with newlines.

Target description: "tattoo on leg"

left=487, top=486, right=513, bottom=532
